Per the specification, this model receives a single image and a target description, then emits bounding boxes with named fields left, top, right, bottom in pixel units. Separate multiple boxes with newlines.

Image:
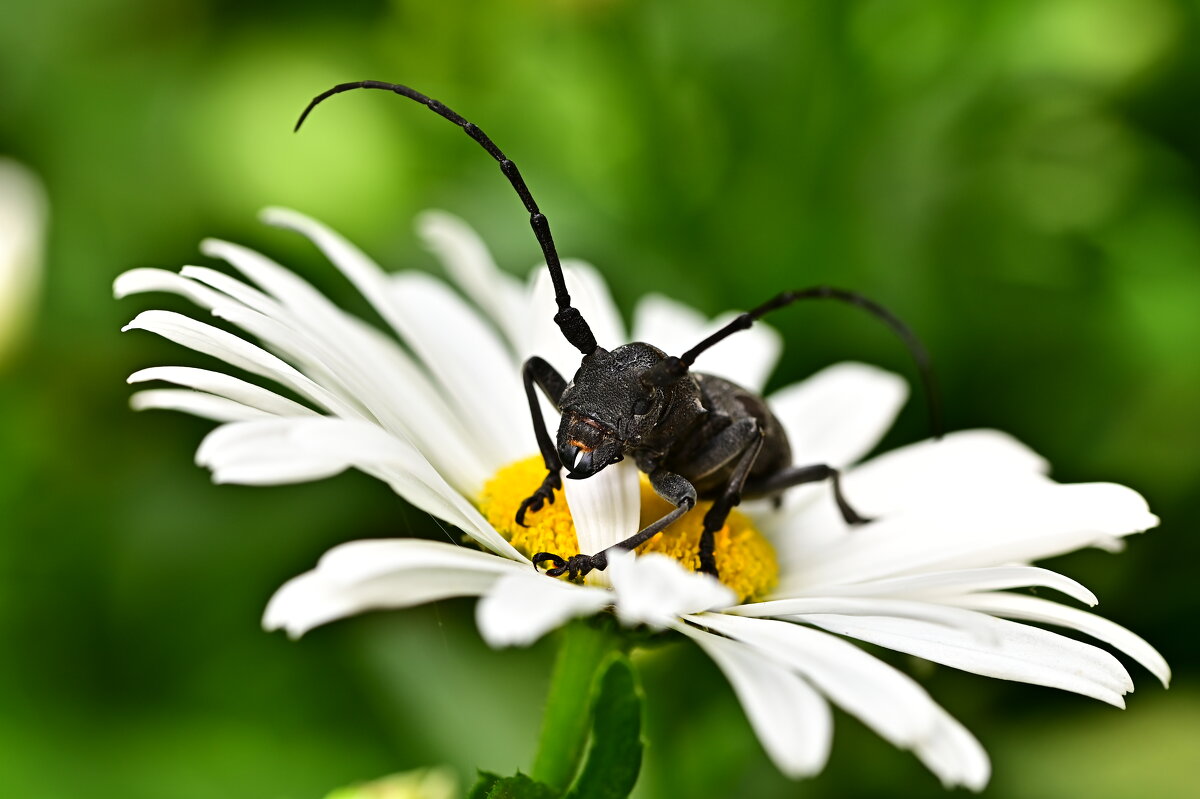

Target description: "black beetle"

left=296, top=81, right=939, bottom=582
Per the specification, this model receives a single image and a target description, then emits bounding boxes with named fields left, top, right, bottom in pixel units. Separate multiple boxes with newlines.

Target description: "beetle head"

left=556, top=343, right=680, bottom=479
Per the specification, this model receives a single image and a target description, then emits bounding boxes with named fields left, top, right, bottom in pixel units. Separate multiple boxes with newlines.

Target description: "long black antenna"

left=646, top=287, right=943, bottom=438
left=295, top=80, right=597, bottom=354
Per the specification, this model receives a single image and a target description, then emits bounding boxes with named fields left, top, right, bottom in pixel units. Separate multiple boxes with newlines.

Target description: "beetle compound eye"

left=631, top=397, right=652, bottom=416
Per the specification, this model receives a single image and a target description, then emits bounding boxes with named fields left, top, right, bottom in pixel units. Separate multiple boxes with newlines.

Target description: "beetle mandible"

left=296, top=81, right=941, bottom=582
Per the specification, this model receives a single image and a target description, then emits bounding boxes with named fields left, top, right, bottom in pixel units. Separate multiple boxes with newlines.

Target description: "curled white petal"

left=476, top=572, right=610, bottom=648
left=564, top=460, right=641, bottom=583
left=608, top=551, right=735, bottom=628
left=265, top=539, right=517, bottom=637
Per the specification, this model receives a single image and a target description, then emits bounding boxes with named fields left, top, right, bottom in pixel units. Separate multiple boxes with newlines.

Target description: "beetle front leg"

left=516, top=356, right=568, bottom=527
left=533, top=470, right=697, bottom=580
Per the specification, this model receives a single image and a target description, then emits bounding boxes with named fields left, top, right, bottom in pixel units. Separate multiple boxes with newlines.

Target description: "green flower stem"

left=530, top=617, right=622, bottom=792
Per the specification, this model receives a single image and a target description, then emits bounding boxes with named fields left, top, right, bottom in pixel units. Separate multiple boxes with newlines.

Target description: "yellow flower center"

left=478, top=455, right=779, bottom=602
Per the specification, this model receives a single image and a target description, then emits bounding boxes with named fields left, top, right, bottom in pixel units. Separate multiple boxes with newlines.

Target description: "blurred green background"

left=1, top=0, right=1196, bottom=797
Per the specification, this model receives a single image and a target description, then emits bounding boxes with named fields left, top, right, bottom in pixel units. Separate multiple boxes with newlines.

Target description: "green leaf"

left=484, top=773, right=558, bottom=799
left=466, top=771, right=502, bottom=799
left=563, top=655, right=644, bottom=799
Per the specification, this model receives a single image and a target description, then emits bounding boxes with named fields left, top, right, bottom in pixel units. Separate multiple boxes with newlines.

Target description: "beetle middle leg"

left=745, top=463, right=872, bottom=525
left=516, top=356, right=568, bottom=526
left=696, top=426, right=765, bottom=578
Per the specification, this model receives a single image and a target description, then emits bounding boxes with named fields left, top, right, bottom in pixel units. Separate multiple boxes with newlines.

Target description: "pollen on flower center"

left=478, top=455, right=778, bottom=602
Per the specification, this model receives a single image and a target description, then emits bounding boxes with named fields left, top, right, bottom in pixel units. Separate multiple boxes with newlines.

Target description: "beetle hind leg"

left=745, top=463, right=872, bottom=526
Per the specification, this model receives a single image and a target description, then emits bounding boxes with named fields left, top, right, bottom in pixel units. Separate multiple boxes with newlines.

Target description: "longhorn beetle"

left=296, top=81, right=941, bottom=582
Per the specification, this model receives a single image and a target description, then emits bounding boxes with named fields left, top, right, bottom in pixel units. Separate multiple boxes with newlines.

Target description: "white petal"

left=120, top=266, right=361, bottom=413
left=690, top=614, right=989, bottom=789
left=767, top=362, right=908, bottom=470
left=945, top=592, right=1171, bottom=688
left=129, top=366, right=317, bottom=417
left=697, top=311, right=782, bottom=393
left=260, top=209, right=403, bottom=325
left=264, top=539, right=517, bottom=637
left=317, top=537, right=513, bottom=583
left=191, top=227, right=514, bottom=491
left=844, top=429, right=1051, bottom=515
left=630, top=293, right=707, bottom=352
left=387, top=271, right=528, bottom=465
left=260, top=208, right=506, bottom=469
left=675, top=624, right=832, bottom=777
left=631, top=294, right=782, bottom=393
left=793, top=607, right=1133, bottom=707
left=196, top=418, right=523, bottom=559
left=122, top=267, right=371, bottom=420
left=775, top=565, right=1098, bottom=608
left=177, top=263, right=277, bottom=315
left=197, top=421, right=352, bottom=484
left=914, top=713, right=991, bottom=792
left=130, top=389, right=273, bottom=423
left=115, top=267, right=228, bottom=308
left=729, top=596, right=1000, bottom=639
left=763, top=428, right=1056, bottom=568
left=277, top=420, right=524, bottom=559
left=476, top=571, right=610, bottom=648
left=416, top=210, right=527, bottom=349
left=693, top=614, right=937, bottom=743
left=523, top=261, right=625, bottom=377
left=794, top=481, right=1158, bottom=589
left=176, top=262, right=389, bottom=420
left=564, top=460, right=641, bottom=583
left=206, top=300, right=377, bottom=419
left=122, top=310, right=359, bottom=418
left=201, top=237, right=357, bottom=324
left=133, top=257, right=489, bottom=493
left=607, top=551, right=735, bottom=628
left=260, top=207, right=524, bottom=464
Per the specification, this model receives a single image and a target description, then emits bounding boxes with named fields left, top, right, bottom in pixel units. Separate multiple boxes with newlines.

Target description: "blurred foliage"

left=1, top=0, right=1197, bottom=797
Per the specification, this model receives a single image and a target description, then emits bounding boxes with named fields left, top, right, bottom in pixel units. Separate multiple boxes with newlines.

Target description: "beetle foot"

left=844, top=509, right=875, bottom=526
left=532, top=551, right=607, bottom=581
left=515, top=471, right=562, bottom=527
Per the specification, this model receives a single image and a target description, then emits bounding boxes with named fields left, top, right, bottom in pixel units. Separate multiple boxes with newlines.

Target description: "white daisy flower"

left=117, top=208, right=1167, bottom=791
left=0, top=157, right=48, bottom=366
